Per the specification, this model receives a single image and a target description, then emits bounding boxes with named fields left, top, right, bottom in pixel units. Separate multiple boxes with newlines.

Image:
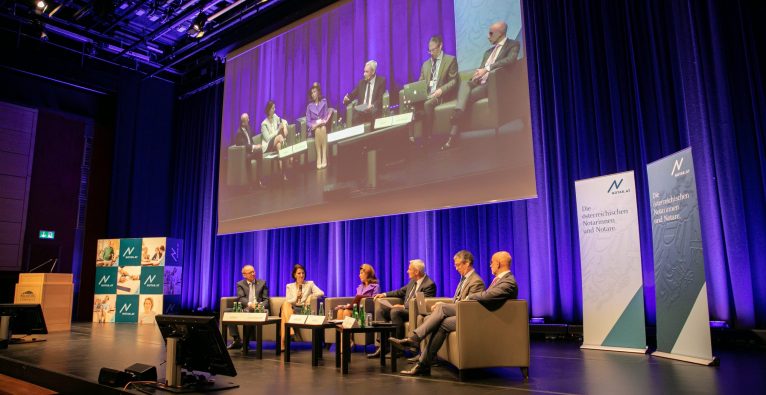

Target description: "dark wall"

left=23, top=110, right=87, bottom=275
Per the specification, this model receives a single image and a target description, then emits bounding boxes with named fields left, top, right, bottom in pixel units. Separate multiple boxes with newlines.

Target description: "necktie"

left=248, top=282, right=255, bottom=303
left=405, top=283, right=417, bottom=304
left=429, top=58, right=438, bottom=93
left=453, top=276, right=466, bottom=302
left=364, top=81, right=373, bottom=106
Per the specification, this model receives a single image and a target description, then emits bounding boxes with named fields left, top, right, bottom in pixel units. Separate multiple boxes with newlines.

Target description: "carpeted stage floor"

left=0, top=323, right=765, bottom=394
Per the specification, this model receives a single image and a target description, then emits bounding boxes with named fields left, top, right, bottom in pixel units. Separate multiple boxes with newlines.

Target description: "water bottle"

left=359, top=305, right=366, bottom=328
left=233, top=302, right=238, bottom=312
left=318, top=302, right=325, bottom=317
left=352, top=304, right=358, bottom=321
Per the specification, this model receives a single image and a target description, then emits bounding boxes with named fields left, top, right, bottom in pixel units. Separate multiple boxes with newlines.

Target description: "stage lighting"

left=35, top=0, right=48, bottom=14
left=187, top=12, right=207, bottom=38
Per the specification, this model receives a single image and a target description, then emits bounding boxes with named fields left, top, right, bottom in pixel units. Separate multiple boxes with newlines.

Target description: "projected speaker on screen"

left=218, top=0, right=535, bottom=234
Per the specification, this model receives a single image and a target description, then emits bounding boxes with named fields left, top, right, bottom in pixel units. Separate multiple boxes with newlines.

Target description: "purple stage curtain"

left=156, top=0, right=766, bottom=328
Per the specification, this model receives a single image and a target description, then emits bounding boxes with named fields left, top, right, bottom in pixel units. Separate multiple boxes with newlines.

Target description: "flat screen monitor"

left=0, top=303, right=48, bottom=336
left=154, top=315, right=237, bottom=377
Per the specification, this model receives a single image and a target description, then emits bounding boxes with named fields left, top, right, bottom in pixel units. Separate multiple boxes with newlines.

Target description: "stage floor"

left=1, top=322, right=765, bottom=394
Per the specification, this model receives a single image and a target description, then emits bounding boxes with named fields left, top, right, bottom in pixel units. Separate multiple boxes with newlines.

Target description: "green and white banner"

left=647, top=148, right=715, bottom=365
left=576, top=171, right=647, bottom=353
left=93, top=237, right=183, bottom=324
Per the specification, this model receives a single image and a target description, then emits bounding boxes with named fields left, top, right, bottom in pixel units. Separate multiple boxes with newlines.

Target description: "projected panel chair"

left=344, top=92, right=390, bottom=128
left=399, top=61, right=526, bottom=137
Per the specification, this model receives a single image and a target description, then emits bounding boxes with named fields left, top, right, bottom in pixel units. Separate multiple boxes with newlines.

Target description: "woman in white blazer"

left=281, top=263, right=325, bottom=350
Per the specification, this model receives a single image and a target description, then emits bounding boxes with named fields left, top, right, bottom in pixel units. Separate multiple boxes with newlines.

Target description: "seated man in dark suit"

left=227, top=264, right=270, bottom=349
left=234, top=113, right=264, bottom=188
left=390, top=251, right=518, bottom=376
left=410, top=35, right=459, bottom=143
left=368, top=259, right=436, bottom=358
left=343, top=60, right=387, bottom=125
left=442, top=21, right=520, bottom=150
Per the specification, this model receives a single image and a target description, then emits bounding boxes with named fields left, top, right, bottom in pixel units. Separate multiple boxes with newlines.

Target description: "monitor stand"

left=138, top=337, right=238, bottom=393
left=1, top=316, right=46, bottom=348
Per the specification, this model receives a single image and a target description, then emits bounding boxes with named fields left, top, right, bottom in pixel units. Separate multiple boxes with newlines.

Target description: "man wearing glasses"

left=409, top=35, right=459, bottom=143
left=442, top=21, right=520, bottom=150
left=226, top=264, right=271, bottom=349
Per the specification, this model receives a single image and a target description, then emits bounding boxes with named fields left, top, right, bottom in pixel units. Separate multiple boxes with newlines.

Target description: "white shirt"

left=286, top=281, right=325, bottom=306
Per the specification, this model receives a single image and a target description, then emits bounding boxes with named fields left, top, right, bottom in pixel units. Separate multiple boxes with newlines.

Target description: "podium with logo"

left=93, top=237, right=183, bottom=324
left=14, top=273, right=74, bottom=332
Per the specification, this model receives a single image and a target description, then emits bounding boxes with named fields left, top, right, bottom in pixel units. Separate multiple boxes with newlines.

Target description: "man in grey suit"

left=442, top=21, right=521, bottom=150
left=409, top=35, right=459, bottom=143
left=227, top=264, right=270, bottom=349
left=368, top=259, right=437, bottom=358
left=390, top=251, right=518, bottom=376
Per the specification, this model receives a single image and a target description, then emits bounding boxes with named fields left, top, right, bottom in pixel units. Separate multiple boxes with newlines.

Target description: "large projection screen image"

left=218, top=0, right=536, bottom=234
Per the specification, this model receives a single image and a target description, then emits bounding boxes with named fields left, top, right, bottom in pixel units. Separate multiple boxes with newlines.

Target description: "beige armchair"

left=324, top=296, right=376, bottom=348
left=372, top=297, right=419, bottom=338
left=219, top=296, right=322, bottom=344
left=435, top=299, right=530, bottom=380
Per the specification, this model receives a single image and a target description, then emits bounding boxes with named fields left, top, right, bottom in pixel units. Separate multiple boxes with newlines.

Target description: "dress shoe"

left=441, top=137, right=455, bottom=151
left=389, top=337, right=419, bottom=352
left=400, top=363, right=430, bottom=376
left=227, top=341, right=242, bottom=350
left=406, top=355, right=420, bottom=363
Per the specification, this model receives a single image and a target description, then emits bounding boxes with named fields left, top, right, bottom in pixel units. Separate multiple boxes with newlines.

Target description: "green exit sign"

left=38, top=230, right=55, bottom=240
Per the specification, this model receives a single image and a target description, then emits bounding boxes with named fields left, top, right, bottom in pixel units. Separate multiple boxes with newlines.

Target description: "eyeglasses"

left=242, top=271, right=254, bottom=275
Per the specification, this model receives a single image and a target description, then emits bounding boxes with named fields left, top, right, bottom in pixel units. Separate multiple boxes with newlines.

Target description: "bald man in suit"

left=391, top=251, right=518, bottom=376
left=409, top=35, right=459, bottom=142
left=442, top=21, right=521, bottom=150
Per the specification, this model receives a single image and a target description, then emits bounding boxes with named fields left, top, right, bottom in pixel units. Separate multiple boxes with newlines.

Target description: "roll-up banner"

left=576, top=171, right=647, bottom=353
left=647, top=148, right=716, bottom=365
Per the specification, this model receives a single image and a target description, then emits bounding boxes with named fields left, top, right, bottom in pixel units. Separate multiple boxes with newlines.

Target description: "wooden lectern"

left=14, top=273, right=74, bottom=332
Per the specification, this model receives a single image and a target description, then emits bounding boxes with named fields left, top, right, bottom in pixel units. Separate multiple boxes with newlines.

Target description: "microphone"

left=49, top=258, right=58, bottom=273
left=29, top=258, right=53, bottom=273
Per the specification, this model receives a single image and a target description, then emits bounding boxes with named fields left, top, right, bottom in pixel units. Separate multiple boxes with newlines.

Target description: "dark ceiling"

left=0, top=0, right=337, bottom=87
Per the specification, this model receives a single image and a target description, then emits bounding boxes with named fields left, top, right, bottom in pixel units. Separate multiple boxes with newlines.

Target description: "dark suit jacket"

left=234, top=126, right=260, bottom=158
left=419, top=54, right=459, bottom=100
left=347, top=75, right=387, bottom=113
left=480, top=38, right=520, bottom=73
left=467, top=272, right=518, bottom=311
left=385, top=275, right=437, bottom=305
left=453, top=271, right=486, bottom=301
left=236, top=279, right=270, bottom=308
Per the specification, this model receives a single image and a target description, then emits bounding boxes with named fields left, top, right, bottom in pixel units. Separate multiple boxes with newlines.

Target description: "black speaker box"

left=125, top=363, right=158, bottom=382
left=98, top=367, right=131, bottom=387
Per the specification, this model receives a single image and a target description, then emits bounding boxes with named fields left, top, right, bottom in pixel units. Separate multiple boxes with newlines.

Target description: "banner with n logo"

left=95, top=267, right=117, bottom=294
left=119, top=238, right=142, bottom=266
left=647, top=148, right=715, bottom=365
left=140, top=266, right=164, bottom=294
left=575, top=171, right=647, bottom=353
left=93, top=237, right=183, bottom=324
left=115, top=295, right=139, bottom=323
